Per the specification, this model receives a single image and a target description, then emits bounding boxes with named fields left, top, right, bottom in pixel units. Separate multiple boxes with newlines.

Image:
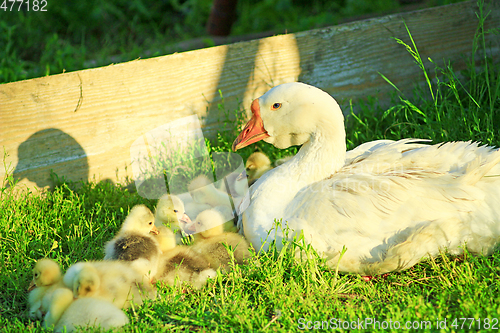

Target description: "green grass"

left=2, top=1, right=500, bottom=332
left=1, top=182, right=500, bottom=332
left=344, top=16, right=500, bottom=150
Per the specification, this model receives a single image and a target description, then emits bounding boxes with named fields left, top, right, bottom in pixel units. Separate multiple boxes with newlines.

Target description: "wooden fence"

left=1, top=0, right=498, bottom=191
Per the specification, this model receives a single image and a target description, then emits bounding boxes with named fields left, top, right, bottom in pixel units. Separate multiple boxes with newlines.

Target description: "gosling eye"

left=271, top=103, right=282, bottom=110
left=149, top=222, right=153, bottom=225
left=173, top=210, right=178, bottom=213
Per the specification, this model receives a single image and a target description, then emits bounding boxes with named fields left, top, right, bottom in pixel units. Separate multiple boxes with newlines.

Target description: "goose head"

left=73, top=264, right=100, bottom=298
left=232, top=82, right=345, bottom=151
left=29, top=259, right=62, bottom=291
left=121, top=204, right=158, bottom=235
left=155, top=194, right=193, bottom=233
left=194, top=209, right=225, bottom=238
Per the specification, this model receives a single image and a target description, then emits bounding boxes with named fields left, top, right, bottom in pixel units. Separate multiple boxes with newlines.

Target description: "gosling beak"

left=150, top=225, right=159, bottom=235
left=183, top=222, right=197, bottom=234
left=178, top=214, right=195, bottom=234
left=232, top=99, right=270, bottom=151
left=180, top=213, right=192, bottom=226
left=236, top=171, right=248, bottom=181
left=28, top=280, right=36, bottom=292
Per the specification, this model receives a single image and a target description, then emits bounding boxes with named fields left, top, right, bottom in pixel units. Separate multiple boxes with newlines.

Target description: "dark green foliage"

left=0, top=0, right=466, bottom=84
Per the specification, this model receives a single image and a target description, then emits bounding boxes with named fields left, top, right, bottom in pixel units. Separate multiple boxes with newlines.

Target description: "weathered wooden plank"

left=1, top=0, right=498, bottom=191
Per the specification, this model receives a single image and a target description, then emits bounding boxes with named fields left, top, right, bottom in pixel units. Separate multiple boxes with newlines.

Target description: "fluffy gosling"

left=63, top=261, right=155, bottom=309
left=245, top=152, right=273, bottom=185
left=28, top=259, right=67, bottom=320
left=104, top=204, right=161, bottom=279
left=155, top=194, right=194, bottom=244
left=154, top=227, right=216, bottom=289
left=44, top=288, right=129, bottom=333
left=191, top=209, right=250, bottom=272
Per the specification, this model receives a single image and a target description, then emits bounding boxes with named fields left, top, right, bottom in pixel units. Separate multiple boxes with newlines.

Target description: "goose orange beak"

left=232, top=99, right=270, bottom=151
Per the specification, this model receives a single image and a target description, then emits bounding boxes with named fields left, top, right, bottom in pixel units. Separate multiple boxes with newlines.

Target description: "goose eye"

left=271, top=103, right=282, bottom=110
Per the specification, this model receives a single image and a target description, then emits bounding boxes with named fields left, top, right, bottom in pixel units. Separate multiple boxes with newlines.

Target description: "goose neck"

left=292, top=122, right=346, bottom=182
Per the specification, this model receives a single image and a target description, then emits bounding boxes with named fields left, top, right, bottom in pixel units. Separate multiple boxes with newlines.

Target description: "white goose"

left=232, top=82, right=500, bottom=276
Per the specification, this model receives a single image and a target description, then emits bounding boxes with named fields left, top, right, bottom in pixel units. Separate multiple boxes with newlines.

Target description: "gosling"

left=154, top=227, right=216, bottom=289
left=191, top=209, right=250, bottom=273
left=104, top=204, right=161, bottom=279
left=28, top=259, right=67, bottom=320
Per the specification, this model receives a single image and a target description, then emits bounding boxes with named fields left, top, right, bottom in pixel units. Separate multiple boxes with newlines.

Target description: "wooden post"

left=207, top=0, right=239, bottom=36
